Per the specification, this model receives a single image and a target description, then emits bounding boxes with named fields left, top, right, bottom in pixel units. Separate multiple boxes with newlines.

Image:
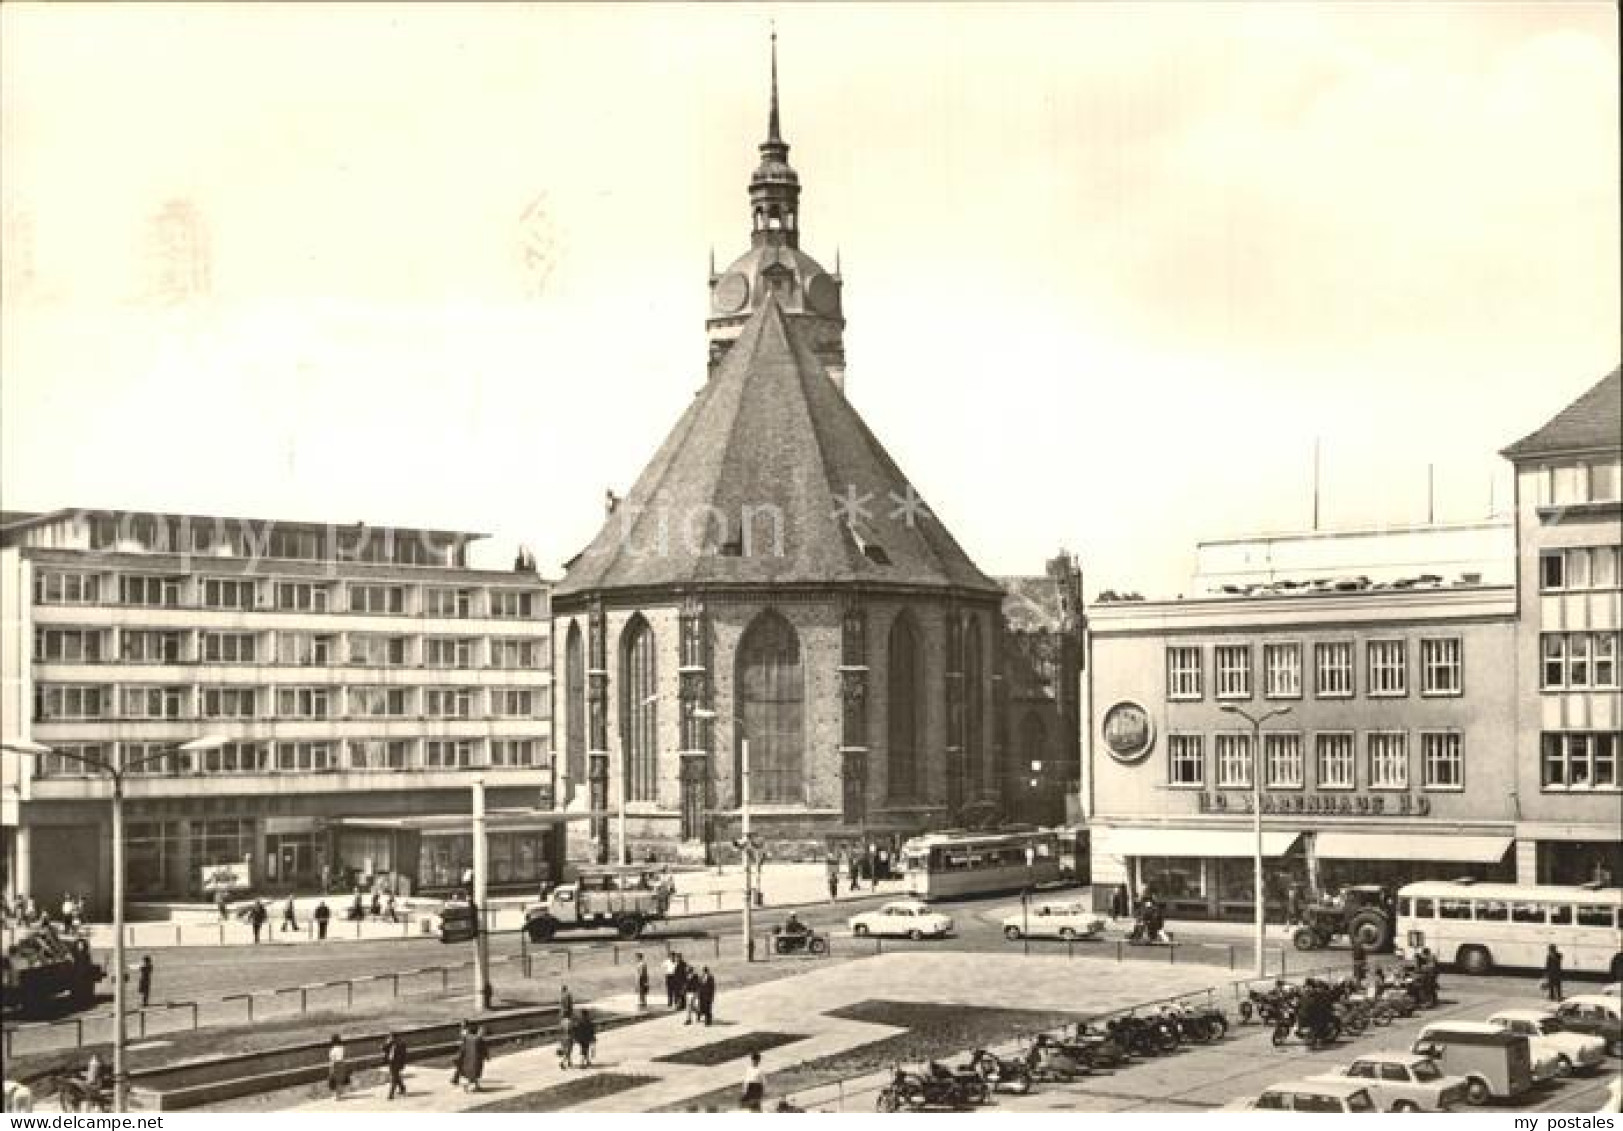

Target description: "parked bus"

left=901, top=828, right=1064, bottom=901
left=1396, top=880, right=1623, bottom=979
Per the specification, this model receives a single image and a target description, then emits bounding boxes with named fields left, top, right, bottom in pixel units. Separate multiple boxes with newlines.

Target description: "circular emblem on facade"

left=712, top=272, right=749, bottom=314
left=1102, top=701, right=1155, bottom=763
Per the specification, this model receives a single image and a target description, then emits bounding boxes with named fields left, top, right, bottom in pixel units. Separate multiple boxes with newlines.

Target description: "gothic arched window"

left=964, top=617, right=984, bottom=797
left=888, top=611, right=923, bottom=802
left=565, top=621, right=585, bottom=792
left=621, top=616, right=658, bottom=803
left=736, top=610, right=803, bottom=805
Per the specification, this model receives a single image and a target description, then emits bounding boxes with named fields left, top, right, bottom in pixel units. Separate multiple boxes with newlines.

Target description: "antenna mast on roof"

left=1312, top=438, right=1321, bottom=531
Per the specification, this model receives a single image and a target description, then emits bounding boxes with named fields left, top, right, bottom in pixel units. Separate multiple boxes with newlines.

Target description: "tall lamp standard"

left=3, top=734, right=227, bottom=1110
left=691, top=708, right=754, bottom=961
left=1218, top=704, right=1291, bottom=978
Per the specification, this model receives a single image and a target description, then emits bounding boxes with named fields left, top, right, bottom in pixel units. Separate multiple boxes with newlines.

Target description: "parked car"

left=1487, top=1009, right=1607, bottom=1076
left=1222, top=1078, right=1380, bottom=1112
left=1312, top=1052, right=1470, bottom=1112
left=1411, top=1021, right=1540, bottom=1103
left=1557, top=994, right=1622, bottom=1057
left=1001, top=902, right=1105, bottom=941
left=848, top=901, right=954, bottom=940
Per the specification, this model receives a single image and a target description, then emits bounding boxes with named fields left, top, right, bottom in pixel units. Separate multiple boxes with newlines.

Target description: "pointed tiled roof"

left=1502, top=367, right=1622, bottom=460
left=556, top=298, right=1001, bottom=599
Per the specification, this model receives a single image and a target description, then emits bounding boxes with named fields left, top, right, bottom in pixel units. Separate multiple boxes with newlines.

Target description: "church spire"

left=749, top=26, right=800, bottom=248
left=768, top=24, right=782, bottom=144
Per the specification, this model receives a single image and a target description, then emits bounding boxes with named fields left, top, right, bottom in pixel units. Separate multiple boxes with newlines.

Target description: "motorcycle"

left=1109, top=1015, right=1178, bottom=1057
left=51, top=1073, right=110, bottom=1114
left=770, top=926, right=829, bottom=956
left=967, top=1049, right=1032, bottom=1094
left=1162, top=1002, right=1228, bottom=1043
left=1070, top=1022, right=1131, bottom=1068
left=1238, top=983, right=1299, bottom=1025
left=1270, top=1004, right=1341, bottom=1050
left=874, top=1065, right=982, bottom=1112
left=1023, top=1034, right=1095, bottom=1080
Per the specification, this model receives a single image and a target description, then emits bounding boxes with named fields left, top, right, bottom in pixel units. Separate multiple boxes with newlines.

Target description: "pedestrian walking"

left=384, top=893, right=398, bottom=923
left=370, top=890, right=383, bottom=919
left=448, top=1021, right=471, bottom=1087
left=673, top=954, right=690, bottom=1011
left=559, top=982, right=574, bottom=1021
left=826, top=867, right=839, bottom=903
left=663, top=953, right=679, bottom=1008
left=1543, top=944, right=1564, bottom=1001
left=314, top=900, right=331, bottom=940
left=215, top=889, right=229, bottom=922
left=698, top=966, right=716, bottom=1026
left=684, top=968, right=703, bottom=1025
left=1110, top=885, right=1127, bottom=921
left=457, top=1023, right=488, bottom=1093
left=556, top=1024, right=575, bottom=1070
left=1351, top=940, right=1368, bottom=985
left=281, top=894, right=300, bottom=933
left=326, top=1034, right=349, bottom=1101
left=740, top=1052, right=766, bottom=1112
left=634, top=953, right=649, bottom=1010
left=348, top=890, right=365, bottom=921
left=382, top=1032, right=408, bottom=1100
left=847, top=854, right=860, bottom=893
left=137, top=955, right=153, bottom=1008
left=572, top=1009, right=597, bottom=1068
left=249, top=899, right=267, bottom=943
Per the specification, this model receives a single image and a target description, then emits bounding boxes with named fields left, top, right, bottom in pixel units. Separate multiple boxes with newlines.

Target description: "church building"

left=549, top=40, right=1081, bottom=862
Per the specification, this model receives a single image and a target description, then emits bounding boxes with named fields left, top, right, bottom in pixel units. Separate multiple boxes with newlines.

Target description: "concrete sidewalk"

left=57, top=864, right=913, bottom=950
left=288, top=951, right=1227, bottom=1114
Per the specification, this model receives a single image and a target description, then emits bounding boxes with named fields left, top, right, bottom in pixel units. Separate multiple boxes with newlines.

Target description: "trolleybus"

left=1396, top=880, right=1622, bottom=978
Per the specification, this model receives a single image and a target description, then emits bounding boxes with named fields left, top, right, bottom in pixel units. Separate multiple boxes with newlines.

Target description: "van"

left=1411, top=1022, right=1535, bottom=1105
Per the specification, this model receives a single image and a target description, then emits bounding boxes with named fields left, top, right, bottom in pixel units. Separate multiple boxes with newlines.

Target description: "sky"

left=2, top=2, right=1617, bottom=597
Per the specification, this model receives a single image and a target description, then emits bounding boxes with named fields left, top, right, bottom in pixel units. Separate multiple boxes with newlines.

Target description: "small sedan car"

left=848, top=901, right=954, bottom=940
left=1557, top=994, right=1622, bottom=1057
left=1001, top=902, right=1105, bottom=941
left=1313, top=1053, right=1470, bottom=1112
left=1222, top=1079, right=1380, bottom=1112
left=1487, top=1009, right=1608, bottom=1076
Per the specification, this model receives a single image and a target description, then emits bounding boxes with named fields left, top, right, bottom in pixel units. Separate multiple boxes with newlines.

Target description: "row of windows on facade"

left=32, top=572, right=545, bottom=618
left=1165, top=638, right=1464, bottom=701
left=33, top=683, right=552, bottom=721
left=1539, top=545, right=1623, bottom=592
left=33, top=737, right=551, bottom=777
left=1540, top=632, right=1621, bottom=691
left=83, top=516, right=464, bottom=567
left=33, top=626, right=550, bottom=670
left=1534, top=459, right=1623, bottom=508
left=1161, top=729, right=1618, bottom=793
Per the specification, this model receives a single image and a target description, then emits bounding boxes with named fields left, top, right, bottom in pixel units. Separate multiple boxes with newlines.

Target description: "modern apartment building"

left=1502, top=368, right=1622, bottom=887
left=1, top=509, right=556, bottom=913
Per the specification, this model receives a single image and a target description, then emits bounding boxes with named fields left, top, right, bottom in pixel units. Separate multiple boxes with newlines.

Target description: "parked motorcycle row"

left=1237, top=968, right=1442, bottom=1051
left=873, top=999, right=1233, bottom=1111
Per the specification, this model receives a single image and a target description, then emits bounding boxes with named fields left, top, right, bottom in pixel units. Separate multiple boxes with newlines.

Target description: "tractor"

left=1292, top=885, right=1396, bottom=952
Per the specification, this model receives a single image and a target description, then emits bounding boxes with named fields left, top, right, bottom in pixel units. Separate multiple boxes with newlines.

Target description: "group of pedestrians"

left=554, top=990, right=599, bottom=1070
left=229, top=890, right=404, bottom=943
left=658, top=952, right=718, bottom=1025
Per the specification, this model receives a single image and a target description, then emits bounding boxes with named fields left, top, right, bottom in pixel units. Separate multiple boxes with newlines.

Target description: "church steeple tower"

left=749, top=29, right=801, bottom=248
left=708, top=28, right=847, bottom=390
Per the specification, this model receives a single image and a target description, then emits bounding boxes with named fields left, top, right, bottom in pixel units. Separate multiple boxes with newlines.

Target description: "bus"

left=901, top=828, right=1064, bottom=901
left=1395, top=880, right=1623, bottom=979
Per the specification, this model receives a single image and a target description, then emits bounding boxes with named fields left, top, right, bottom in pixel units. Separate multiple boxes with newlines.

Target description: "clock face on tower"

left=712, top=273, right=749, bottom=315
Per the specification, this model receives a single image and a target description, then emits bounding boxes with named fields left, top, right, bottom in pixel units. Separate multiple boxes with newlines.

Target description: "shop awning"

left=1314, top=833, right=1513, bottom=863
left=1102, top=827, right=1302, bottom=858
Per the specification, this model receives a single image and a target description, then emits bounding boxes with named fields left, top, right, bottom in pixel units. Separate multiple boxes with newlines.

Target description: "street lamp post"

left=1219, top=704, right=1291, bottom=978
left=692, top=708, right=753, bottom=961
left=4, top=734, right=227, bottom=1111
